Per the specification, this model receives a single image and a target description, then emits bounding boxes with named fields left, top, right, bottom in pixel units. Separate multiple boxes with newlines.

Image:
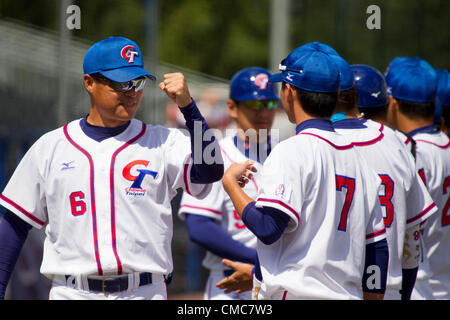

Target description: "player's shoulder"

left=414, top=130, right=450, bottom=150
left=33, top=119, right=78, bottom=146
left=143, top=122, right=190, bottom=146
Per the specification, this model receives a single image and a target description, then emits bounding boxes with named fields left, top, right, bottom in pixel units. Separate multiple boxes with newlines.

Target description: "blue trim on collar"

left=80, top=117, right=131, bottom=142
left=407, top=125, right=439, bottom=137
left=332, top=118, right=368, bottom=129
left=295, top=119, right=335, bottom=134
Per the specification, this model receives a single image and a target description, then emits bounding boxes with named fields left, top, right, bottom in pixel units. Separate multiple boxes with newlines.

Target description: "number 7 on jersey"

left=336, top=175, right=355, bottom=232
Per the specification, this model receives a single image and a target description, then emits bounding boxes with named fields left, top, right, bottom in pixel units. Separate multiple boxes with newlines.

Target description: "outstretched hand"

left=215, top=259, right=254, bottom=294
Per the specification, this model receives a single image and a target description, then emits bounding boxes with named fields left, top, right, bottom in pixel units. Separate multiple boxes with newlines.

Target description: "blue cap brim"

left=269, top=73, right=284, bottom=83
left=100, top=67, right=156, bottom=82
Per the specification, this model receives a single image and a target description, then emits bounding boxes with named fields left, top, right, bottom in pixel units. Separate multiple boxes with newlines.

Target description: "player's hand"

left=159, top=72, right=192, bottom=107
left=215, top=259, right=254, bottom=294
left=222, top=160, right=257, bottom=188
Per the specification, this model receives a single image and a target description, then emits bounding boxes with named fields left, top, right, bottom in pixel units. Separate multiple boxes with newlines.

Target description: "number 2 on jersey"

left=336, top=175, right=355, bottom=231
left=442, top=176, right=450, bottom=227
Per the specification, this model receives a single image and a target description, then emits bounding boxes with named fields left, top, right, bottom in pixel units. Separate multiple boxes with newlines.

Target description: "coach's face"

left=84, top=74, right=143, bottom=127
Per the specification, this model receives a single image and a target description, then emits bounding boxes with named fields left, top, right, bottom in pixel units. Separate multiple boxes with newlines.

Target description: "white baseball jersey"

left=334, top=119, right=437, bottom=298
left=179, top=134, right=274, bottom=272
left=410, top=129, right=450, bottom=300
left=0, top=118, right=211, bottom=280
left=254, top=120, right=387, bottom=300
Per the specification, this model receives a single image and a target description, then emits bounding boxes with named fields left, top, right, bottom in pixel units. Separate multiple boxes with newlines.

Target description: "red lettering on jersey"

left=122, top=160, right=149, bottom=181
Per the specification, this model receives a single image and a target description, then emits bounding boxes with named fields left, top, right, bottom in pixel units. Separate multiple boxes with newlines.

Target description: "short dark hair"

left=396, top=98, right=435, bottom=120
left=358, top=105, right=388, bottom=120
left=337, top=87, right=358, bottom=112
left=283, top=82, right=337, bottom=118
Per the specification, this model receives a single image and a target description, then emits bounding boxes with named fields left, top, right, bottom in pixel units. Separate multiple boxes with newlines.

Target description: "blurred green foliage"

left=0, top=0, right=448, bottom=79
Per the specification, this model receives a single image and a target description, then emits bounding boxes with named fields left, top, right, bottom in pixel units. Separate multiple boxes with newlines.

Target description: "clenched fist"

left=159, top=72, right=192, bottom=108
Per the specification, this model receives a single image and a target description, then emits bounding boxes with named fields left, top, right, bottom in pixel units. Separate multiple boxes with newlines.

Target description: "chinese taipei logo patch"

left=122, top=160, right=157, bottom=196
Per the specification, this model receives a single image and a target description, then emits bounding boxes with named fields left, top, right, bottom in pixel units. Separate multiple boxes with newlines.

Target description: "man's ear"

left=388, top=95, right=398, bottom=111
left=83, top=74, right=95, bottom=94
left=227, top=98, right=238, bottom=120
left=387, top=95, right=399, bottom=128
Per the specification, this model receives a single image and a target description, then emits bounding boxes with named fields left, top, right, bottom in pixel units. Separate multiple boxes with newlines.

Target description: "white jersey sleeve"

left=254, top=145, right=300, bottom=233
left=178, top=180, right=225, bottom=221
left=163, top=127, right=211, bottom=199
left=0, top=132, right=52, bottom=228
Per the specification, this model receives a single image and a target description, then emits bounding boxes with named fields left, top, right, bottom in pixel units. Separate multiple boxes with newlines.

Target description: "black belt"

left=65, top=272, right=154, bottom=294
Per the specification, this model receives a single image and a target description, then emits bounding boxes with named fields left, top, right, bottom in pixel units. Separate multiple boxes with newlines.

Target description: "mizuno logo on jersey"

left=61, top=161, right=75, bottom=170
left=122, top=160, right=157, bottom=196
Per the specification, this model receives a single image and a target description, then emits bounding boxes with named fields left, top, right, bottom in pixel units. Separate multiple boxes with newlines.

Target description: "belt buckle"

left=101, top=278, right=115, bottom=294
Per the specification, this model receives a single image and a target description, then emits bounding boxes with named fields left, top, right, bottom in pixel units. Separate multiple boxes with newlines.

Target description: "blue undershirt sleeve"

left=362, top=239, right=389, bottom=294
left=178, top=100, right=224, bottom=184
left=0, top=211, right=32, bottom=299
left=185, top=214, right=257, bottom=265
left=241, top=202, right=290, bottom=245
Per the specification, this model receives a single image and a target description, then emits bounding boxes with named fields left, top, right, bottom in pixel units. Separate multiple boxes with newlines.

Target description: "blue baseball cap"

left=331, top=55, right=354, bottom=91
left=351, top=64, right=389, bottom=108
left=83, top=36, right=156, bottom=82
left=292, top=42, right=353, bottom=91
left=269, top=44, right=340, bottom=93
left=229, top=67, right=279, bottom=101
left=384, top=57, right=437, bottom=103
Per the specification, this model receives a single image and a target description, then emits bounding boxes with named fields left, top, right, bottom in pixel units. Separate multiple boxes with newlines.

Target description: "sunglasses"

left=92, top=74, right=147, bottom=92
left=242, top=100, right=279, bottom=111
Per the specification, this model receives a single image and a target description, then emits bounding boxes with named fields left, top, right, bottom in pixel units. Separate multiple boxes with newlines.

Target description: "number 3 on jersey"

left=70, top=191, right=87, bottom=216
left=378, top=174, right=394, bottom=227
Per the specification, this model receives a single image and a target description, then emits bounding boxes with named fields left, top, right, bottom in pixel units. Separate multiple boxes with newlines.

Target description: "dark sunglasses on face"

left=242, top=99, right=279, bottom=111
left=91, top=74, right=146, bottom=92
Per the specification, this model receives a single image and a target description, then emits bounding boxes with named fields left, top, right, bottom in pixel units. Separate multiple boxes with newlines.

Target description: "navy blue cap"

left=83, top=37, right=156, bottom=82
left=384, top=57, right=437, bottom=103
left=229, top=67, right=279, bottom=101
left=351, top=64, right=389, bottom=108
left=269, top=43, right=340, bottom=93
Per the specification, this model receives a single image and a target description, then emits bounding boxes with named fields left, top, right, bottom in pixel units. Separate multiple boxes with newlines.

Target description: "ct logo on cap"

left=253, top=73, right=269, bottom=90
left=121, top=45, right=139, bottom=64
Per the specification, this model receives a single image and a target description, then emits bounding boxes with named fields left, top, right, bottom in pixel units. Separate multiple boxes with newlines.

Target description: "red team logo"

left=121, top=45, right=139, bottom=64
left=122, top=160, right=157, bottom=196
left=254, top=73, right=269, bottom=90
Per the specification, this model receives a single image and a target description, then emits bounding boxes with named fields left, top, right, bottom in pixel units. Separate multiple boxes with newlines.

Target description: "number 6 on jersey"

left=70, top=191, right=87, bottom=216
